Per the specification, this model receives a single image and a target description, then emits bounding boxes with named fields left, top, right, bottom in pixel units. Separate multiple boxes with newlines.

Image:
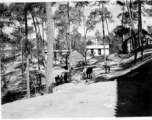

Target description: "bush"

left=2, top=90, right=26, bottom=104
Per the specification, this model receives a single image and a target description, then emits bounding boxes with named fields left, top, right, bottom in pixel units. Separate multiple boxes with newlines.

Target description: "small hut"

left=69, top=50, right=84, bottom=66
left=123, top=29, right=152, bottom=54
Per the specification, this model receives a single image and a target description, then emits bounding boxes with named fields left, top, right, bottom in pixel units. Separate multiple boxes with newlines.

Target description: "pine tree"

left=45, top=2, right=54, bottom=94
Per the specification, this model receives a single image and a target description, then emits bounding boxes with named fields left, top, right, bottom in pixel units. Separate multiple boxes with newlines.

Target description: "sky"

left=78, top=2, right=122, bottom=36
left=3, top=0, right=152, bottom=39
left=79, top=1, right=152, bottom=36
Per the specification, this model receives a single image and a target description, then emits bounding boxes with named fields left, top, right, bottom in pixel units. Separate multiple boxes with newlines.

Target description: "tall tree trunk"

left=45, top=3, right=54, bottom=94
left=42, top=21, right=46, bottom=68
left=35, top=18, right=43, bottom=93
left=20, top=27, right=24, bottom=75
left=35, top=19, right=41, bottom=43
left=126, top=0, right=137, bottom=64
left=138, top=0, right=143, bottom=59
left=0, top=54, right=1, bottom=86
left=84, top=28, right=88, bottom=60
left=0, top=28, right=2, bottom=86
left=65, top=27, right=69, bottom=70
left=131, top=0, right=137, bottom=60
left=122, top=5, right=124, bottom=53
left=67, top=2, right=72, bottom=69
left=35, top=17, right=41, bottom=36
left=25, top=3, right=30, bottom=98
left=130, top=37, right=131, bottom=53
left=0, top=46, right=1, bottom=85
left=32, top=16, right=42, bottom=92
left=42, top=22, right=45, bottom=58
left=53, top=20, right=57, bottom=65
left=35, top=17, right=45, bottom=69
left=101, top=2, right=106, bottom=62
left=0, top=36, right=4, bottom=88
left=105, top=17, right=110, bottom=54
left=35, top=17, right=44, bottom=50
left=65, top=33, right=69, bottom=70
left=82, top=6, right=87, bottom=62
left=31, top=15, right=40, bottom=70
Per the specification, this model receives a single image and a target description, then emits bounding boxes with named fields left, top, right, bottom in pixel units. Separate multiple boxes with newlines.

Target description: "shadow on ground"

left=116, top=53, right=152, bottom=71
left=115, top=60, right=152, bottom=117
left=2, top=90, right=26, bottom=104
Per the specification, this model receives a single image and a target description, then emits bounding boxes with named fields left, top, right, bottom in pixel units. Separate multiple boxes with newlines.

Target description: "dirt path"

left=2, top=80, right=117, bottom=118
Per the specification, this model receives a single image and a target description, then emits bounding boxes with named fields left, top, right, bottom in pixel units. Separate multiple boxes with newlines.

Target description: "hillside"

left=2, top=80, right=117, bottom=118
left=2, top=50, right=152, bottom=118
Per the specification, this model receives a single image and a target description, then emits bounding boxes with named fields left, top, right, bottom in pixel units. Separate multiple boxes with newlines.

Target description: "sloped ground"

left=2, top=59, right=68, bottom=90
left=97, top=51, right=152, bottom=80
left=2, top=50, right=152, bottom=118
left=1, top=58, right=69, bottom=104
left=86, top=50, right=152, bottom=81
left=2, top=80, right=117, bottom=118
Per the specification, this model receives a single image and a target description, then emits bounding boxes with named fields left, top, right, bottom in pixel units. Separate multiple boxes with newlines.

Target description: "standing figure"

left=83, top=67, right=93, bottom=82
left=86, top=67, right=93, bottom=79
left=55, top=75, right=60, bottom=85
left=104, top=58, right=110, bottom=73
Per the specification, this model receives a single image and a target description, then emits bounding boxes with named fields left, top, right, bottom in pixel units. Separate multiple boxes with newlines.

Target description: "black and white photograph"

left=1, top=0, right=152, bottom=118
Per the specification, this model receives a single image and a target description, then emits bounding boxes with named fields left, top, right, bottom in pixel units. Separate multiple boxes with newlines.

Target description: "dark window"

left=54, top=52, right=56, bottom=58
left=98, top=49, right=101, bottom=55
left=91, top=49, right=94, bottom=54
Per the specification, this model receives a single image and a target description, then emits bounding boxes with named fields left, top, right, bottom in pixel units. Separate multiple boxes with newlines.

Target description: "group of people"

left=54, top=72, right=71, bottom=86
left=54, top=67, right=74, bottom=86
left=53, top=57, right=111, bottom=86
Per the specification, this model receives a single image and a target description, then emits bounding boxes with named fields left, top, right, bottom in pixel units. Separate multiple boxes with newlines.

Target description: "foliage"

left=78, top=40, right=85, bottom=55
left=1, top=3, right=15, bottom=97
left=113, top=25, right=130, bottom=37
left=95, top=29, right=102, bottom=42
left=75, top=1, right=89, bottom=8
left=86, top=40, right=93, bottom=45
left=54, top=2, right=84, bottom=51
left=117, top=11, right=138, bottom=26
left=116, top=0, right=142, bottom=26
left=85, top=13, right=98, bottom=33
left=107, top=32, right=122, bottom=53
left=10, top=26, right=34, bottom=50
left=89, top=2, right=114, bottom=24
left=147, top=26, right=152, bottom=34
left=8, top=3, right=25, bottom=26
left=55, top=3, right=83, bottom=30
left=144, top=0, right=152, bottom=17
left=0, top=3, right=12, bottom=28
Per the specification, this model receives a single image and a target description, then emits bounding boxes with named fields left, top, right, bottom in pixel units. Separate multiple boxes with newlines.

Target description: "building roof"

left=86, top=45, right=109, bottom=49
left=69, top=50, right=84, bottom=66
left=44, top=49, right=69, bottom=53
left=123, top=29, right=152, bottom=43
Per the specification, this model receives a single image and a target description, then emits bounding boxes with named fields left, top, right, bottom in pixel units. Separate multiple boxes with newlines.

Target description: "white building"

left=86, top=45, right=109, bottom=56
